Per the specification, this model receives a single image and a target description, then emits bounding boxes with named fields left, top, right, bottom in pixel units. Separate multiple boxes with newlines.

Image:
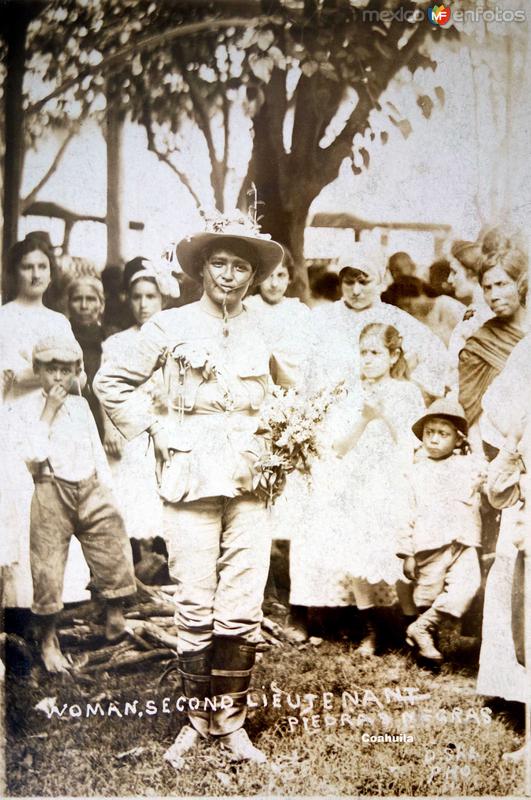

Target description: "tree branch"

left=264, top=67, right=289, bottom=157
left=181, top=67, right=225, bottom=210
left=216, top=56, right=231, bottom=189
left=21, top=124, right=79, bottom=212
left=317, top=21, right=430, bottom=184
left=29, top=15, right=280, bottom=114
left=150, top=142, right=203, bottom=211
left=140, top=98, right=202, bottom=210
left=396, top=22, right=431, bottom=71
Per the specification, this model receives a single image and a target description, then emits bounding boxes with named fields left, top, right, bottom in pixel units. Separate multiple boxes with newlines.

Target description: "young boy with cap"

left=13, top=333, right=136, bottom=672
left=397, top=399, right=486, bottom=662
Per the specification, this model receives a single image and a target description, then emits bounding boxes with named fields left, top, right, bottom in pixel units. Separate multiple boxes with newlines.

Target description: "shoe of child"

left=502, top=742, right=529, bottom=763
left=283, top=622, right=309, bottom=644
left=219, top=729, right=267, bottom=764
left=356, top=632, right=377, bottom=657
left=164, top=725, right=202, bottom=771
left=406, top=619, right=443, bottom=662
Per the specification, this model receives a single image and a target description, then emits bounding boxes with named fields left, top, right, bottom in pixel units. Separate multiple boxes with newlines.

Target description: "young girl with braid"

left=290, top=323, right=425, bottom=652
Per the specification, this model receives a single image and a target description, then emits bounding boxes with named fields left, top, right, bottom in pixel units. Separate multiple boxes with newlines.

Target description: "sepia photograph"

left=1, top=0, right=530, bottom=797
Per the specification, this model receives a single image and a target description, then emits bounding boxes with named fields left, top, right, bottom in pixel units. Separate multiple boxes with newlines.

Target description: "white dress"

left=310, top=300, right=449, bottom=399
left=476, top=334, right=530, bottom=703
left=244, top=296, right=312, bottom=542
left=102, top=327, right=164, bottom=540
left=244, top=294, right=310, bottom=334
left=476, top=504, right=528, bottom=702
left=0, top=302, right=90, bottom=607
left=289, top=379, right=424, bottom=607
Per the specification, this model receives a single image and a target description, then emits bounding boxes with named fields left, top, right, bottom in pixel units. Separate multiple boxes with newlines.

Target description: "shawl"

left=72, top=322, right=105, bottom=439
left=458, top=317, right=524, bottom=426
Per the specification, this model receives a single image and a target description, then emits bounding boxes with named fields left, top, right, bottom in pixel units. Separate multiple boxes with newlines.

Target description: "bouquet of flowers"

left=254, top=382, right=345, bottom=505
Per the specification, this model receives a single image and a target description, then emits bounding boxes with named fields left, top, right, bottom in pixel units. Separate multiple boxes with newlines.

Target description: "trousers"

left=163, top=493, right=271, bottom=652
left=413, top=542, right=481, bottom=618
left=30, top=474, right=136, bottom=615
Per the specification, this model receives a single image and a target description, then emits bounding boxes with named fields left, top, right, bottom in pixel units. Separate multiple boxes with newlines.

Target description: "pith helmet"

left=412, top=398, right=468, bottom=440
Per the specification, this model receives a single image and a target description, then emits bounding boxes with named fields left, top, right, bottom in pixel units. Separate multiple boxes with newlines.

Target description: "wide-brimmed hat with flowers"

left=176, top=210, right=284, bottom=285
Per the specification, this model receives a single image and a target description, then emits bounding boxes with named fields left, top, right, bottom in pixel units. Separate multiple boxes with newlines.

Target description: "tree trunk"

left=1, top=6, right=38, bottom=293
left=105, top=80, right=126, bottom=267
left=240, top=70, right=347, bottom=303
left=239, top=24, right=431, bottom=305
left=240, top=73, right=317, bottom=302
left=256, top=186, right=312, bottom=302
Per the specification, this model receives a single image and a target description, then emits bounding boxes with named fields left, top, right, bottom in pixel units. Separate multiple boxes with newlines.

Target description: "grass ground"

left=5, top=611, right=527, bottom=797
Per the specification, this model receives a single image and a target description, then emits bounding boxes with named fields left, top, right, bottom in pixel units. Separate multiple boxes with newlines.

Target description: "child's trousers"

left=30, top=474, right=136, bottom=615
left=413, top=542, right=481, bottom=618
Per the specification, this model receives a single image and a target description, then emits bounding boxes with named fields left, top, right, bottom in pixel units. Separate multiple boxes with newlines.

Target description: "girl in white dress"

left=289, top=323, right=425, bottom=651
left=244, top=250, right=310, bottom=340
left=101, top=259, right=166, bottom=546
left=1, top=234, right=89, bottom=609
left=245, top=251, right=311, bottom=609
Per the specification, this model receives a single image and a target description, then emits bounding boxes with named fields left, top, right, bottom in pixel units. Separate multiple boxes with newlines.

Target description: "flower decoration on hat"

left=199, top=207, right=272, bottom=241
left=173, top=199, right=284, bottom=287
left=151, top=252, right=181, bottom=300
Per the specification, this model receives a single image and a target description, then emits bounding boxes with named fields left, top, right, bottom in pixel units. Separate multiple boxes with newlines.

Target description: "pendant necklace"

left=222, top=292, right=230, bottom=338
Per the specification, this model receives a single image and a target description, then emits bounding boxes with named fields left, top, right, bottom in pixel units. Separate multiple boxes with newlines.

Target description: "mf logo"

left=428, top=4, right=451, bottom=25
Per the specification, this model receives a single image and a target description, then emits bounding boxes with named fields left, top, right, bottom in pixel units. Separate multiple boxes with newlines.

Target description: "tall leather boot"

left=164, top=646, right=212, bottom=772
left=210, top=635, right=266, bottom=763
left=179, top=646, right=213, bottom=737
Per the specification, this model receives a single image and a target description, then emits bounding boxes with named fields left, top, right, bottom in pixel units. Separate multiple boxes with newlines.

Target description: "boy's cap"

left=412, top=398, right=468, bottom=441
left=33, top=335, right=83, bottom=364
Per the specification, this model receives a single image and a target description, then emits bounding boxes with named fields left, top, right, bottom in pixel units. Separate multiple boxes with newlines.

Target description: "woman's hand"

left=2, top=369, right=15, bottom=395
left=150, top=424, right=171, bottom=483
left=504, top=421, right=525, bottom=453
left=404, top=350, right=419, bottom=374
left=6, top=365, right=40, bottom=391
left=403, top=556, right=417, bottom=581
left=104, top=428, right=124, bottom=460
left=470, top=467, right=487, bottom=494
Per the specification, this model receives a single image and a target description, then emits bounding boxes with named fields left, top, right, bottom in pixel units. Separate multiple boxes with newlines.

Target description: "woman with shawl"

left=67, top=275, right=107, bottom=440
left=459, top=237, right=527, bottom=457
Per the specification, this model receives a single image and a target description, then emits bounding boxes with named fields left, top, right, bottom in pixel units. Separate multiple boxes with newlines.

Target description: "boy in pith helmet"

left=397, top=399, right=486, bottom=662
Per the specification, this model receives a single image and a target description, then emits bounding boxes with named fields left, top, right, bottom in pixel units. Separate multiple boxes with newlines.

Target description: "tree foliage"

left=27, top=2, right=448, bottom=207
left=2, top=0, right=460, bottom=291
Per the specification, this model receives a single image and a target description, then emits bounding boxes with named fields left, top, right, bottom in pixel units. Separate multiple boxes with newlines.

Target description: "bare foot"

left=283, top=622, right=309, bottom=644
left=105, top=604, right=126, bottom=641
left=502, top=742, right=529, bottom=763
left=41, top=633, right=70, bottom=673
